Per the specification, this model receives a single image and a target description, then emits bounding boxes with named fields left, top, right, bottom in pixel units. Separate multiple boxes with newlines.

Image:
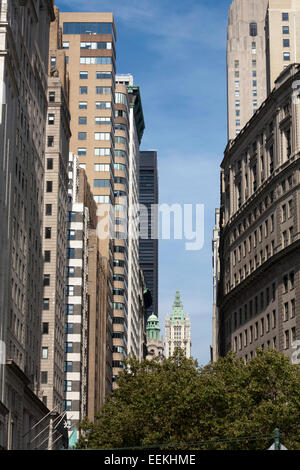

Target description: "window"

left=79, top=86, right=88, bottom=94
left=80, top=41, right=112, bottom=49
left=283, top=39, right=290, bottom=47
left=45, top=227, right=51, bottom=239
left=94, top=164, right=110, bottom=172
left=63, top=42, right=69, bottom=49
left=77, top=148, right=86, bottom=156
left=47, top=136, right=54, bottom=147
left=94, top=179, right=110, bottom=187
left=65, top=304, right=74, bottom=315
left=50, top=57, right=56, bottom=66
left=65, top=56, right=69, bottom=64
left=94, top=195, right=110, bottom=203
left=282, top=26, right=289, bottom=34
left=95, top=101, right=111, bottom=109
left=285, top=330, right=290, bottom=349
left=282, top=12, right=289, bottom=21
left=43, top=274, right=50, bottom=287
left=78, top=116, right=87, bottom=125
left=79, top=71, right=88, bottom=79
left=253, top=80, right=257, bottom=87
left=66, top=286, right=74, bottom=296
left=48, top=114, right=55, bottom=125
left=80, top=57, right=112, bottom=64
left=96, top=86, right=111, bottom=95
left=95, top=132, right=110, bottom=141
left=42, top=347, right=48, bottom=359
left=67, top=267, right=75, bottom=278
left=65, top=381, right=72, bottom=392
left=68, top=211, right=76, bottom=222
left=284, top=302, right=289, bottom=321
left=249, top=22, right=257, bottom=36
left=64, top=361, right=73, bottom=372
left=67, top=248, right=75, bottom=259
left=47, top=158, right=53, bottom=170
left=78, top=132, right=87, bottom=140
left=46, top=181, right=53, bottom=192
left=65, top=342, right=73, bottom=353
left=65, top=324, right=74, bottom=335
left=43, top=298, right=50, bottom=310
left=94, top=148, right=111, bottom=156
left=283, top=52, right=290, bottom=61
left=235, top=81, right=239, bottom=89
left=42, top=323, right=49, bottom=334
left=41, top=372, right=48, bottom=384
left=79, top=101, right=87, bottom=109
left=67, top=230, right=76, bottom=241
left=49, top=92, right=55, bottom=102
left=96, top=71, right=112, bottom=79
left=45, top=204, right=52, bottom=216
left=44, top=251, right=51, bottom=262
left=65, top=400, right=72, bottom=411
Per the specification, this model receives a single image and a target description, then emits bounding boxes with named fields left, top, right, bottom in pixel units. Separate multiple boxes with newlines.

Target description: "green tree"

left=76, top=349, right=300, bottom=450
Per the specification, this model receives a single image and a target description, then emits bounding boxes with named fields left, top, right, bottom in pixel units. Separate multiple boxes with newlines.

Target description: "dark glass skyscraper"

left=139, top=151, right=159, bottom=318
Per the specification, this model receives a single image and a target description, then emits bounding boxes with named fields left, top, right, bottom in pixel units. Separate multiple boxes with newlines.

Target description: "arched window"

left=250, top=22, right=257, bottom=37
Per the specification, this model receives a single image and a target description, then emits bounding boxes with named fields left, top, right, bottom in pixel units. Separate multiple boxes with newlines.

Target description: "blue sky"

left=55, top=0, right=231, bottom=366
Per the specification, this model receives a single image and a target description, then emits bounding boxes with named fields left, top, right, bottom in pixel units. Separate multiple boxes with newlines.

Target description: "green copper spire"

left=170, top=290, right=185, bottom=323
left=146, top=313, right=161, bottom=341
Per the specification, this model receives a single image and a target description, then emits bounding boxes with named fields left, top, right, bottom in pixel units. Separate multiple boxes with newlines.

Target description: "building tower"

left=60, top=12, right=117, bottom=394
left=217, top=64, right=300, bottom=363
left=227, top=0, right=268, bottom=140
left=146, top=314, right=164, bottom=360
left=116, top=74, right=146, bottom=361
left=139, top=151, right=159, bottom=319
left=0, top=0, right=56, bottom=450
left=40, top=4, right=71, bottom=414
left=266, top=0, right=300, bottom=94
left=165, top=291, right=191, bottom=359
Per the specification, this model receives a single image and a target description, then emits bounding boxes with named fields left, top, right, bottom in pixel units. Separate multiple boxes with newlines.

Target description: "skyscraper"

left=227, top=0, right=268, bottom=140
left=0, top=0, right=56, bottom=449
left=266, top=0, right=300, bottom=94
left=40, top=4, right=71, bottom=414
left=139, top=151, right=159, bottom=319
left=60, top=11, right=117, bottom=390
left=217, top=64, right=300, bottom=362
left=227, top=0, right=300, bottom=141
left=165, top=291, right=191, bottom=359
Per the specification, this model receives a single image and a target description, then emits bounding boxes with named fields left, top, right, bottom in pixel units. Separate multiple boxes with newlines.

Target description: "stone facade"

left=40, top=4, right=71, bottom=413
left=0, top=0, right=57, bottom=449
left=217, top=64, right=300, bottom=363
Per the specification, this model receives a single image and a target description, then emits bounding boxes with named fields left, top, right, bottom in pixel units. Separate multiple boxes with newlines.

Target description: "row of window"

left=78, top=117, right=112, bottom=125
left=79, top=71, right=112, bottom=79
left=79, top=86, right=112, bottom=95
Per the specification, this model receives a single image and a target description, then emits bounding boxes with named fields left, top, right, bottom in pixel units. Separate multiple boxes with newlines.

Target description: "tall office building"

left=65, top=154, right=108, bottom=435
left=139, top=151, right=159, bottom=319
left=266, top=0, right=300, bottom=94
left=217, top=64, right=300, bottom=362
left=0, top=0, right=56, bottom=449
left=116, top=74, right=146, bottom=361
left=227, top=0, right=300, bottom=141
left=165, top=291, right=191, bottom=359
left=227, top=0, right=268, bottom=140
left=40, top=5, right=71, bottom=414
left=60, top=11, right=116, bottom=392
